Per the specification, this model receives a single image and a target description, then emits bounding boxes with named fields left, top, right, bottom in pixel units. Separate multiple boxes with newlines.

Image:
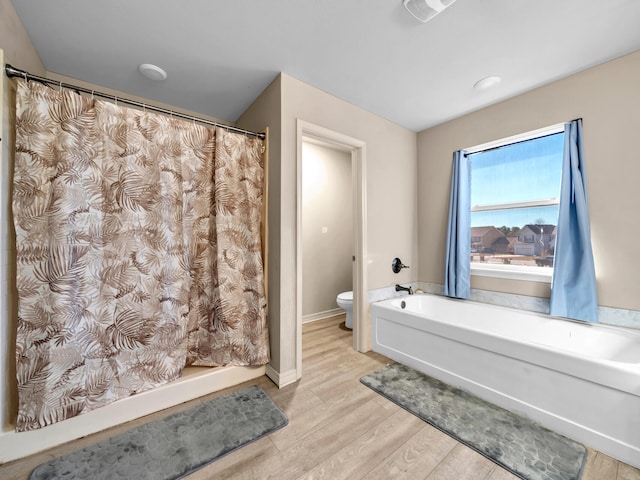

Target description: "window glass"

left=469, top=131, right=563, bottom=269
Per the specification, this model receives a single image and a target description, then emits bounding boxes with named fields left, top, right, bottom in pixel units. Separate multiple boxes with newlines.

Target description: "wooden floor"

left=1, top=314, right=639, bottom=479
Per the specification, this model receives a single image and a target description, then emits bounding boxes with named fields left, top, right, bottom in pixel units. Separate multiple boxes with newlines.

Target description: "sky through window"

left=470, top=132, right=563, bottom=228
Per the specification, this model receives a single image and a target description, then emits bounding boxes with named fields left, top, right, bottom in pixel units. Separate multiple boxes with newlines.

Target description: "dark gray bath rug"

left=29, top=385, right=288, bottom=480
left=361, top=363, right=587, bottom=480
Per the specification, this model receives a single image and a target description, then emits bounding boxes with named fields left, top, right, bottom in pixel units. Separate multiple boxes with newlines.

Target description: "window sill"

left=470, top=263, right=552, bottom=283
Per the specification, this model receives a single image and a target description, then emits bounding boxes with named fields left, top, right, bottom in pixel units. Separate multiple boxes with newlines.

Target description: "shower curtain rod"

left=4, top=64, right=266, bottom=140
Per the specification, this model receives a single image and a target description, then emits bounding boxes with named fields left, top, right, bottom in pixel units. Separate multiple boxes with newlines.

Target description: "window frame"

left=465, top=123, right=565, bottom=283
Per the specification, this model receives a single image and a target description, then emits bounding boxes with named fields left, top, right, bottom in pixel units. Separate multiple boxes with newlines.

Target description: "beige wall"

left=236, top=75, right=282, bottom=371
left=282, top=74, right=418, bottom=290
left=239, top=73, right=418, bottom=379
left=0, top=0, right=44, bottom=76
left=417, top=50, right=640, bottom=312
left=302, top=142, right=352, bottom=317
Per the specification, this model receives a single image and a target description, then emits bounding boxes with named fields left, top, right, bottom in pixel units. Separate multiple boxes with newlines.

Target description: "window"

left=466, top=124, right=564, bottom=282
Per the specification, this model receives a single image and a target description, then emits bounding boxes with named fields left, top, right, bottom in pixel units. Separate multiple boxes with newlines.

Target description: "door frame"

left=296, top=119, right=368, bottom=377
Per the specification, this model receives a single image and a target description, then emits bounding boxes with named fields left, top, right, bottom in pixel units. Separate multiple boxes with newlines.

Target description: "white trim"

left=0, top=48, right=11, bottom=437
left=463, top=122, right=566, bottom=154
left=302, top=308, right=344, bottom=323
left=0, top=365, right=265, bottom=463
left=265, top=364, right=298, bottom=388
left=296, top=120, right=368, bottom=371
left=472, top=198, right=559, bottom=212
left=353, top=142, right=369, bottom=353
left=471, top=263, right=553, bottom=283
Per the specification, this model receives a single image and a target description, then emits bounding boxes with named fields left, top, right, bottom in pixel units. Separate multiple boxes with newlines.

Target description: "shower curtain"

left=12, top=80, right=268, bottom=431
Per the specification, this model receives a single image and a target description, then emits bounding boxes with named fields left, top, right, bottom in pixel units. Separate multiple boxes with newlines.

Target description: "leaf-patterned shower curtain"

left=13, top=80, right=268, bottom=431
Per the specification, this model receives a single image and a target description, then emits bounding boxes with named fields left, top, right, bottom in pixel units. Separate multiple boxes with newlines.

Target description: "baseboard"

left=0, top=365, right=266, bottom=464
left=266, top=364, right=299, bottom=388
left=302, top=308, right=344, bottom=324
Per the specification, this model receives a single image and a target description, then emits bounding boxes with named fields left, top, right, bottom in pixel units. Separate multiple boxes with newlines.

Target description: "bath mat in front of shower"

left=29, top=385, right=288, bottom=480
left=361, top=363, right=587, bottom=480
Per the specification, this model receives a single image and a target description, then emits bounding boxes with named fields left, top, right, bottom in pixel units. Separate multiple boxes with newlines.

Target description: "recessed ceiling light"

left=138, top=63, right=167, bottom=81
left=473, top=76, right=501, bottom=91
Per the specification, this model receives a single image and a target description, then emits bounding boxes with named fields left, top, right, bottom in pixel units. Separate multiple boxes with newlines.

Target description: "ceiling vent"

left=403, top=0, right=457, bottom=22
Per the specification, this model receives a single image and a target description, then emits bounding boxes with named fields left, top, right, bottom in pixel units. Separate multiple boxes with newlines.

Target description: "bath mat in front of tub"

left=361, top=363, right=587, bottom=480
left=29, top=385, right=288, bottom=480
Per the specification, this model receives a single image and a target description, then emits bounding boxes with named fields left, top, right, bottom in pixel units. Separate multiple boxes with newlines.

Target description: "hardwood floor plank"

left=0, top=452, right=56, bottom=480
left=582, top=450, right=619, bottom=480
left=618, top=462, right=640, bottom=480
left=220, top=399, right=394, bottom=480
left=264, top=384, right=324, bottom=420
left=183, top=436, right=278, bottom=480
left=297, top=353, right=385, bottom=392
left=302, top=343, right=345, bottom=362
left=301, top=315, right=345, bottom=334
left=298, top=350, right=363, bottom=378
left=363, top=423, right=458, bottom=480
left=269, top=379, right=380, bottom=451
left=485, top=465, right=522, bottom=480
left=425, top=443, right=497, bottom=480
left=308, top=363, right=387, bottom=401
left=293, top=407, right=425, bottom=480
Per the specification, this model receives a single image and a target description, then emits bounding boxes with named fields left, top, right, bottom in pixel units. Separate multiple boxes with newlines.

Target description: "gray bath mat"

left=361, top=363, right=586, bottom=480
left=29, top=385, right=288, bottom=480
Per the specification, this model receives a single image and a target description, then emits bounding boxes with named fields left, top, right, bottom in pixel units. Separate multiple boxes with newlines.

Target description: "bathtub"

left=370, top=294, right=640, bottom=468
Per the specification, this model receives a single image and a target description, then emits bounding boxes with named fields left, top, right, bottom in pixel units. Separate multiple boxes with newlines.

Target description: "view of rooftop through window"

left=469, top=131, right=564, bottom=268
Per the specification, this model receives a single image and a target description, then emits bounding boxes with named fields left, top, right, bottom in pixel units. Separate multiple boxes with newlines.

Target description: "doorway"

left=301, top=140, right=353, bottom=327
left=296, top=120, right=367, bottom=377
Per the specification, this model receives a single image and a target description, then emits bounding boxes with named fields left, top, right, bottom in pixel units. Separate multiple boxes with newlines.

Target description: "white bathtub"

left=370, top=294, right=640, bottom=468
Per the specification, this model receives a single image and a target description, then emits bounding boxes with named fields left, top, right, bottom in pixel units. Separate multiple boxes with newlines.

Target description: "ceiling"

left=11, top=0, right=640, bottom=132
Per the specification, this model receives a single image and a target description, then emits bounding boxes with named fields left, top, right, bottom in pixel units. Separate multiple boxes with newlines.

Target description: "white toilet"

left=336, top=291, right=353, bottom=329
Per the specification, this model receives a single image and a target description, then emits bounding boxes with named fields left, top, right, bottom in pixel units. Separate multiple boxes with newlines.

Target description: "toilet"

left=336, top=291, right=353, bottom=329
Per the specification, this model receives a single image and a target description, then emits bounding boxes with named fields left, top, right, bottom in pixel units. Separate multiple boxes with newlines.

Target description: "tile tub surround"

left=367, top=282, right=640, bottom=329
